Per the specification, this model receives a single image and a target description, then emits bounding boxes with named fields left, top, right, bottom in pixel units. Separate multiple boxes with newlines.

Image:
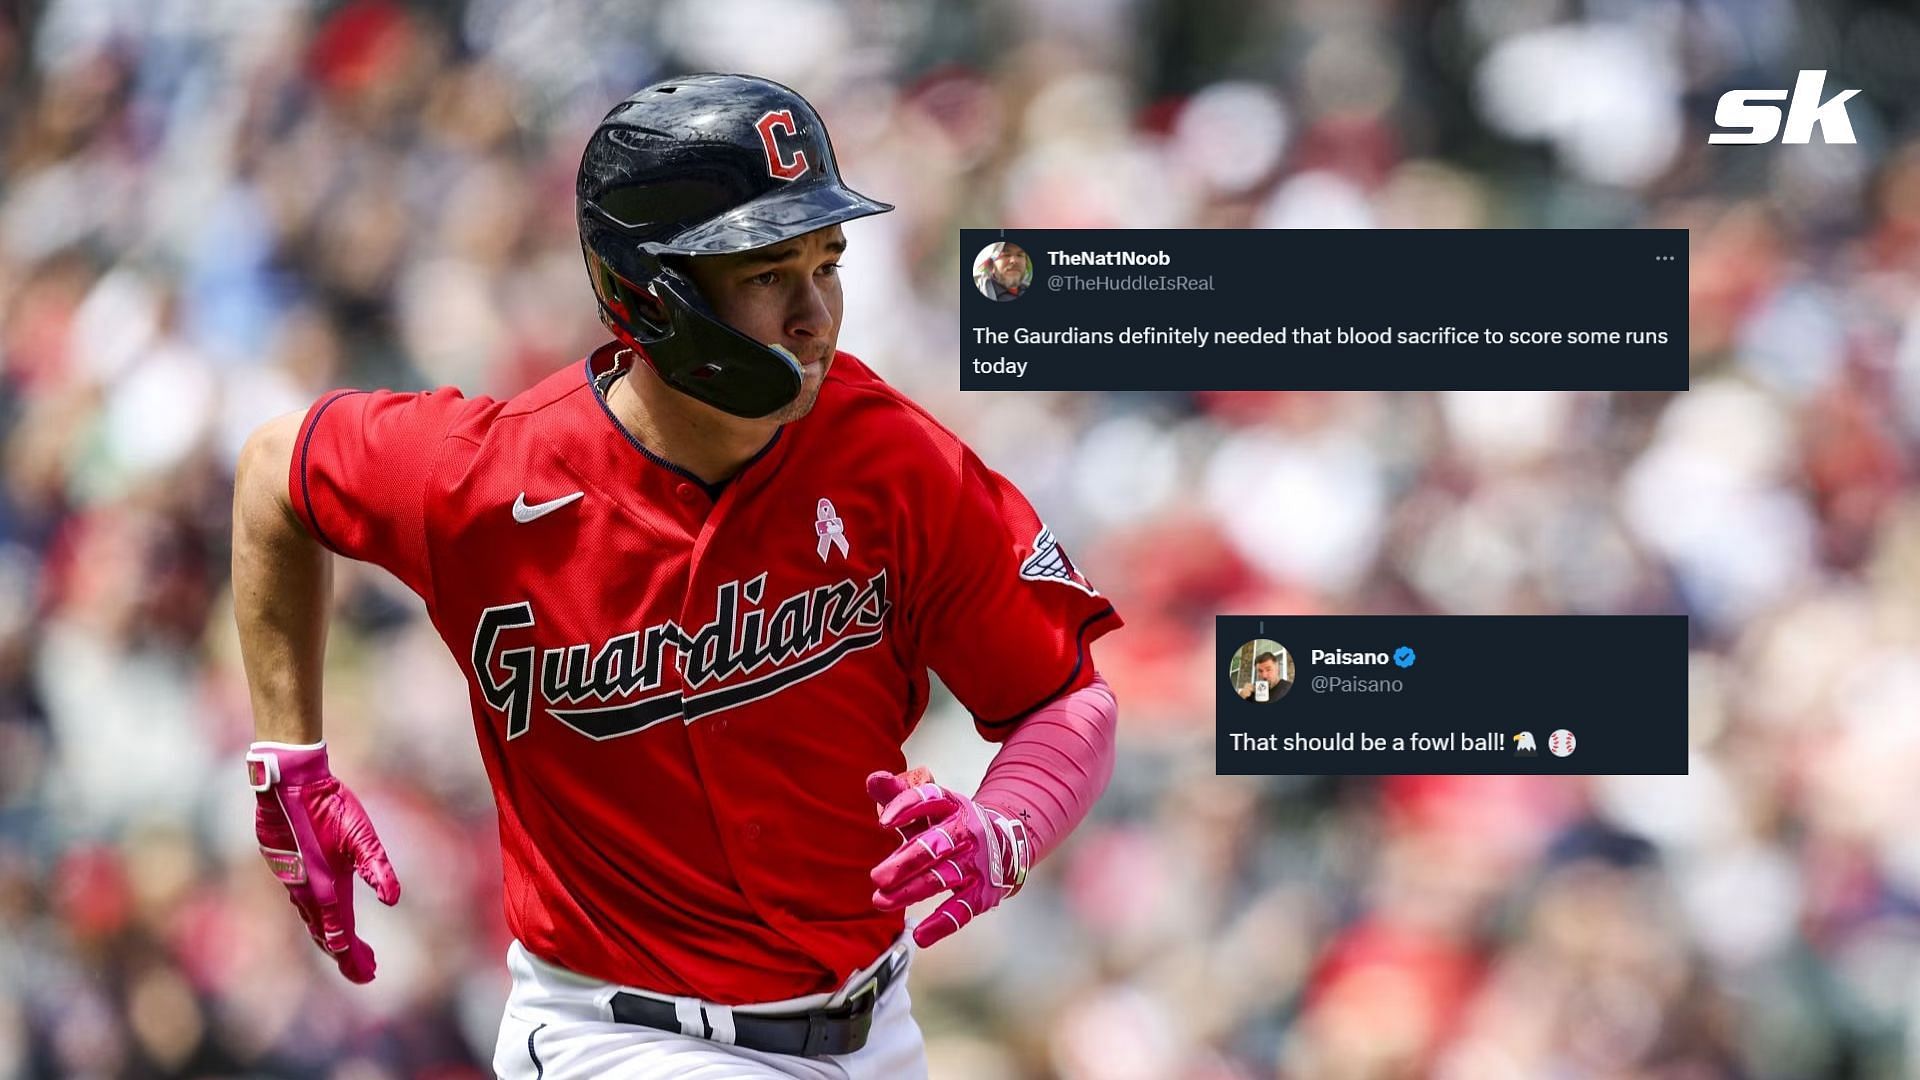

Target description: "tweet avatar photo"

left=1231, top=639, right=1295, bottom=703
left=974, top=240, right=1033, bottom=301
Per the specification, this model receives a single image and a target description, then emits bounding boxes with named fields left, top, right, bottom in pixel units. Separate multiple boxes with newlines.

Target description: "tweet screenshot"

left=1214, top=616, right=1688, bottom=775
left=962, top=229, right=1688, bottom=390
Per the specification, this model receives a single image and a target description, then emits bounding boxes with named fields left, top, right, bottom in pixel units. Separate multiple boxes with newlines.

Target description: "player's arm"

left=231, top=411, right=401, bottom=984
left=233, top=411, right=329, bottom=744
left=868, top=674, right=1118, bottom=947
left=869, top=437, right=1124, bottom=947
left=973, top=671, right=1118, bottom=868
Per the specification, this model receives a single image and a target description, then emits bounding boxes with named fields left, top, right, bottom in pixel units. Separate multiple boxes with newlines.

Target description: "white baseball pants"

left=491, top=940, right=928, bottom=1079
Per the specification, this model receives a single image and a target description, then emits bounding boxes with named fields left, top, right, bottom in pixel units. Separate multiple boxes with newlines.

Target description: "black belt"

left=608, top=948, right=906, bottom=1058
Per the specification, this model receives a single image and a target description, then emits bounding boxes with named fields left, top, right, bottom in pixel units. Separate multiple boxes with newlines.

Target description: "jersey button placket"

left=671, top=481, right=710, bottom=528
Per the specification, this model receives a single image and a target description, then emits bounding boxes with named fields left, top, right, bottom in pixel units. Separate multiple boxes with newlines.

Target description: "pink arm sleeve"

left=972, top=672, right=1118, bottom=868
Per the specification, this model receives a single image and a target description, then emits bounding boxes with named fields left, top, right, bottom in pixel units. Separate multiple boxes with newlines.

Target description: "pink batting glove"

left=246, top=741, right=401, bottom=983
left=865, top=769, right=1030, bottom=949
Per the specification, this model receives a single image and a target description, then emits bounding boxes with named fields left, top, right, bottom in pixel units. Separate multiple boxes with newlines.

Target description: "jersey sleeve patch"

left=1018, top=525, right=1099, bottom=597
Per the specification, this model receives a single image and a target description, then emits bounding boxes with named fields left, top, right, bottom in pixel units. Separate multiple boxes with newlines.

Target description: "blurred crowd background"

left=2, top=0, right=1918, bottom=1077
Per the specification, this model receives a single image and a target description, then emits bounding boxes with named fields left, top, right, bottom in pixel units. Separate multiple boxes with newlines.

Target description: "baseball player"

left=231, top=73, right=1123, bottom=1078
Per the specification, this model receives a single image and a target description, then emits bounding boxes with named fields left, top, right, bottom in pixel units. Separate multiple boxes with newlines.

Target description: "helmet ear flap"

left=627, top=281, right=670, bottom=328
left=585, top=243, right=672, bottom=341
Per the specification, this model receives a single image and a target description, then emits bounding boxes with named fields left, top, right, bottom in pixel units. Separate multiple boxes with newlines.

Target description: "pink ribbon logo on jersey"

left=816, top=498, right=849, bottom=562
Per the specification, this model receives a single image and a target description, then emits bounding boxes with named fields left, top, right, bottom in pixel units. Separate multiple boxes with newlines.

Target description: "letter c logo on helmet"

left=756, top=110, right=810, bottom=180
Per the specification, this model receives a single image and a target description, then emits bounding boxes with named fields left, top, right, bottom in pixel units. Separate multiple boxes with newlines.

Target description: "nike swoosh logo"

left=512, top=490, right=584, bottom=523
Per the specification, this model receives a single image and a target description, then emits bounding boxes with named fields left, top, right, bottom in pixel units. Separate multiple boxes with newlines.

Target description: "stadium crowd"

left=1, top=0, right=1918, bottom=1076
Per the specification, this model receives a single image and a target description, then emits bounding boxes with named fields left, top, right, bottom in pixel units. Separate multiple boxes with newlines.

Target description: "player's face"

left=682, top=225, right=846, bottom=423
left=1256, top=658, right=1280, bottom=683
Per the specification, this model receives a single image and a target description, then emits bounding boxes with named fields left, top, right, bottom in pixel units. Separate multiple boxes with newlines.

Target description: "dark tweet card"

left=1216, top=615, right=1688, bottom=775
left=962, top=229, right=1687, bottom=391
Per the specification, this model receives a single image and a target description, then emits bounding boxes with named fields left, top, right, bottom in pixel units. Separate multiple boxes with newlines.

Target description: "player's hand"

left=246, top=741, right=401, bottom=983
left=865, top=769, right=1029, bottom=949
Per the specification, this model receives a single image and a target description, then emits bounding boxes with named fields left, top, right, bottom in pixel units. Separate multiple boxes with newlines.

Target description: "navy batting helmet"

left=577, top=73, right=892, bottom=418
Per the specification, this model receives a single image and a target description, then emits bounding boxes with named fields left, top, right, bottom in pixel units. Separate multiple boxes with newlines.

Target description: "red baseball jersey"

left=288, top=344, right=1121, bottom=1004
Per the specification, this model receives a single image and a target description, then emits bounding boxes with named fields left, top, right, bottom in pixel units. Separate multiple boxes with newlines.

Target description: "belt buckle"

left=843, top=973, right=879, bottom=1016
left=801, top=984, right=878, bottom=1058
left=817, top=984, right=877, bottom=1056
